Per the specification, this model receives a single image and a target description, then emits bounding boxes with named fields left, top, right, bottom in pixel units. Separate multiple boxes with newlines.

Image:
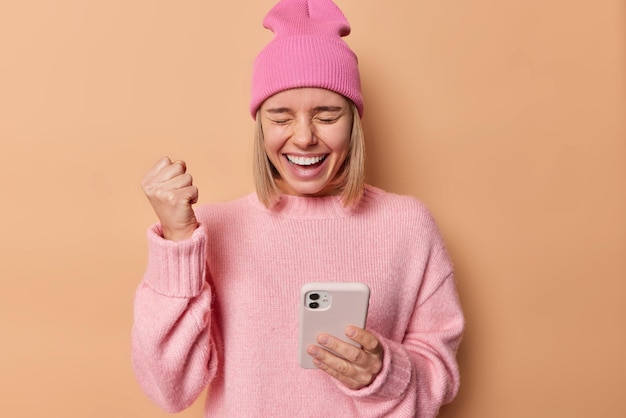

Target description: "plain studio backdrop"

left=0, top=1, right=624, bottom=417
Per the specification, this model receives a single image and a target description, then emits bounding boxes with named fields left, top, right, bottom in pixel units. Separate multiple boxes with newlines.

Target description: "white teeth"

left=286, top=155, right=325, bottom=166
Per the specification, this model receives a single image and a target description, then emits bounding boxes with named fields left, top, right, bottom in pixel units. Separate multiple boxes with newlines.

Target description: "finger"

left=154, top=185, right=198, bottom=207
left=172, top=159, right=187, bottom=171
left=142, top=157, right=181, bottom=190
left=345, top=326, right=383, bottom=356
left=157, top=159, right=188, bottom=181
left=307, top=345, right=375, bottom=390
left=188, top=185, right=199, bottom=205
left=161, top=172, right=193, bottom=191
left=311, top=356, right=361, bottom=388
left=144, top=157, right=173, bottom=181
left=153, top=156, right=173, bottom=170
left=316, top=334, right=364, bottom=364
left=143, top=163, right=188, bottom=196
left=308, top=344, right=354, bottom=380
left=177, top=185, right=199, bottom=206
left=308, top=344, right=351, bottom=373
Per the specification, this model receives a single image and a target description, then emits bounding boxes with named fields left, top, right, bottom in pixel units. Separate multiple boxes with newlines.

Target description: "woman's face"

left=259, top=88, right=353, bottom=197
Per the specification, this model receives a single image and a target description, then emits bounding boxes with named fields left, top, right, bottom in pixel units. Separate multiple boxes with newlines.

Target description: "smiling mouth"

left=286, top=155, right=327, bottom=166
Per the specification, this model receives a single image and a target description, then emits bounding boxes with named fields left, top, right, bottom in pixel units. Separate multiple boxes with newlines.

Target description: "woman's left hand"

left=307, top=326, right=384, bottom=390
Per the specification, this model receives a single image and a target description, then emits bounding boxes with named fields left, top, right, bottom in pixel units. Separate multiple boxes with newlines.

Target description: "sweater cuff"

left=144, top=223, right=207, bottom=298
left=339, top=333, right=412, bottom=401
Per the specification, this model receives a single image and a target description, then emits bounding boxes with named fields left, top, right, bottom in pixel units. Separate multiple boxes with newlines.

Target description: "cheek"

left=261, top=129, right=282, bottom=158
left=325, top=127, right=352, bottom=156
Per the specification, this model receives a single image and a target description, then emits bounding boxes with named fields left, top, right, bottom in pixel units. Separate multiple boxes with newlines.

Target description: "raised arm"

left=132, top=157, right=218, bottom=412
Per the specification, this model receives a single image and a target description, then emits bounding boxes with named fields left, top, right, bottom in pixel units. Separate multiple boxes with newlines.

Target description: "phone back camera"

left=305, top=291, right=331, bottom=310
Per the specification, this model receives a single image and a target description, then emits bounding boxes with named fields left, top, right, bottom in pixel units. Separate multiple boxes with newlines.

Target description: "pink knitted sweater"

left=132, top=185, right=464, bottom=417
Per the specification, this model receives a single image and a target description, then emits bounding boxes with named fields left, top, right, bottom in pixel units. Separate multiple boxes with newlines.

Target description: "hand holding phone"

left=298, top=282, right=370, bottom=369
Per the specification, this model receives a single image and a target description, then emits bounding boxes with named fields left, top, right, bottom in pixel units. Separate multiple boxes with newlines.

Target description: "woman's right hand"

left=141, top=157, right=199, bottom=240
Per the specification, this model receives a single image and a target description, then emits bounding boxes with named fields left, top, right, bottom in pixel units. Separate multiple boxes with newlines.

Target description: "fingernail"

left=317, top=335, right=329, bottom=346
left=307, top=346, right=319, bottom=356
left=346, top=327, right=357, bottom=338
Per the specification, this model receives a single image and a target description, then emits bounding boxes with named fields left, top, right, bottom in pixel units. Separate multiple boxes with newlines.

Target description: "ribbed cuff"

left=144, top=223, right=207, bottom=298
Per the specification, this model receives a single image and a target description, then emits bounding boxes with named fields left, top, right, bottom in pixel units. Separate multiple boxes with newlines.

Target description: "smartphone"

left=298, top=282, right=370, bottom=369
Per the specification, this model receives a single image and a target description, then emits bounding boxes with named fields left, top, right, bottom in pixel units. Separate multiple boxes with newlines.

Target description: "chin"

left=295, top=185, right=338, bottom=197
left=280, top=182, right=328, bottom=197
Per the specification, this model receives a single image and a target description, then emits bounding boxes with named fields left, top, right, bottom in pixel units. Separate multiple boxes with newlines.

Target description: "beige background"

left=1, top=1, right=624, bottom=417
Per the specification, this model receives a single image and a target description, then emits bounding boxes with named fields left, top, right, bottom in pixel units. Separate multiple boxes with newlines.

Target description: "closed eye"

left=315, top=117, right=340, bottom=124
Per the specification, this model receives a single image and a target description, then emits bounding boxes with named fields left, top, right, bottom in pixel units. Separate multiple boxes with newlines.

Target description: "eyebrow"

left=265, top=107, right=291, bottom=114
left=264, top=105, right=345, bottom=114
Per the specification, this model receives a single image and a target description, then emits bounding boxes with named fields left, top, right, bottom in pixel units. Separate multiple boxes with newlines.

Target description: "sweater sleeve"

left=131, top=223, right=218, bottom=413
left=338, top=275, right=463, bottom=417
left=337, top=206, right=464, bottom=417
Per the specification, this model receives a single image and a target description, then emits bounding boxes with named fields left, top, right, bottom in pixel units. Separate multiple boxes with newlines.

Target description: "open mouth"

left=286, top=155, right=328, bottom=167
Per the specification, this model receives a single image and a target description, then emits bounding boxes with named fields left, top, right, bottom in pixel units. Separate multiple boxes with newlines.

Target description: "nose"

left=291, top=118, right=317, bottom=148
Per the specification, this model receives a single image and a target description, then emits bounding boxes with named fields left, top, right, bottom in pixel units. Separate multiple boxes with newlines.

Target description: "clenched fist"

left=141, top=157, right=199, bottom=240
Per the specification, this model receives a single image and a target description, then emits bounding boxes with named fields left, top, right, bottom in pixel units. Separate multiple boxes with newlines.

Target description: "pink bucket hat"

left=250, top=0, right=363, bottom=119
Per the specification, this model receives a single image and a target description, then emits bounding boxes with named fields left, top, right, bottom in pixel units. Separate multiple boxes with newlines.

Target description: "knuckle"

left=173, top=161, right=186, bottom=173
left=346, top=347, right=363, bottom=363
left=319, top=335, right=336, bottom=350
left=166, top=193, right=178, bottom=204
left=337, top=360, right=350, bottom=375
left=154, top=189, right=178, bottom=205
left=142, top=182, right=153, bottom=195
left=311, top=347, right=325, bottom=360
left=373, top=362, right=382, bottom=375
left=366, top=343, right=380, bottom=356
left=190, top=187, right=199, bottom=202
left=153, top=188, right=167, bottom=200
left=356, top=373, right=372, bottom=387
left=326, top=339, right=338, bottom=351
left=364, top=337, right=383, bottom=355
left=142, top=179, right=157, bottom=193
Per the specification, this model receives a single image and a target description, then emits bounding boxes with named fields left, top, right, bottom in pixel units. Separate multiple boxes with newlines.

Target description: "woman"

left=132, top=0, right=464, bottom=416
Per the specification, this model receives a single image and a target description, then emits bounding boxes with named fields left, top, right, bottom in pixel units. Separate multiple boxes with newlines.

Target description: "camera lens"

left=310, top=293, right=320, bottom=301
left=309, top=302, right=319, bottom=309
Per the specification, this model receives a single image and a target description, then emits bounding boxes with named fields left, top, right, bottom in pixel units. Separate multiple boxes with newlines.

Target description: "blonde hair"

left=253, top=102, right=365, bottom=208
